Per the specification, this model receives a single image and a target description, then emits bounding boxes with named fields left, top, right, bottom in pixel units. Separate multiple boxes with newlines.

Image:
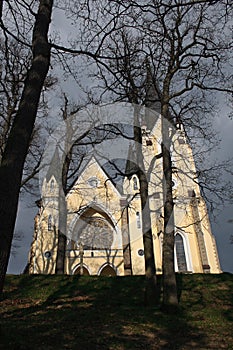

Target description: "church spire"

left=125, top=143, right=139, bottom=179
left=45, top=146, right=61, bottom=182
left=143, top=59, right=161, bottom=131
left=144, top=59, right=161, bottom=112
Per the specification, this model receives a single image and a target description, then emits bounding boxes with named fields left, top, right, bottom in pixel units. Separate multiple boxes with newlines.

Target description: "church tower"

left=28, top=76, right=221, bottom=275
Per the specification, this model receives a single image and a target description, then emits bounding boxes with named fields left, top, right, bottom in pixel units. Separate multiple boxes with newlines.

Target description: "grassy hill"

left=0, top=273, right=232, bottom=349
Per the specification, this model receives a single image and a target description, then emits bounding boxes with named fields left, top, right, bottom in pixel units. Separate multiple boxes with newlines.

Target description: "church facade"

left=28, top=110, right=221, bottom=276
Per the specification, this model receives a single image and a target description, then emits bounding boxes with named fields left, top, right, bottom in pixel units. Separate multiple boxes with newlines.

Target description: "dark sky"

left=7, top=110, right=233, bottom=274
left=210, top=111, right=233, bottom=273
left=7, top=106, right=233, bottom=275
left=5, top=3, right=233, bottom=275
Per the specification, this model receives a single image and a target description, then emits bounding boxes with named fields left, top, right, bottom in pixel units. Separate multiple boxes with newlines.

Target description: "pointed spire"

left=143, top=59, right=161, bottom=130
left=45, top=146, right=61, bottom=182
left=144, top=59, right=161, bottom=110
left=125, top=143, right=139, bottom=178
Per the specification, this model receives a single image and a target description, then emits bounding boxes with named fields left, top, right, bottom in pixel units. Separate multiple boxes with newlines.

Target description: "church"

left=28, top=100, right=221, bottom=276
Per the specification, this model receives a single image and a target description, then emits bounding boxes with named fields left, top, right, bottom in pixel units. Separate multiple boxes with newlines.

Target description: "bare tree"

left=0, top=0, right=54, bottom=293
left=0, top=35, right=57, bottom=195
left=62, top=0, right=232, bottom=310
left=0, top=0, right=137, bottom=287
left=0, top=1, right=231, bottom=308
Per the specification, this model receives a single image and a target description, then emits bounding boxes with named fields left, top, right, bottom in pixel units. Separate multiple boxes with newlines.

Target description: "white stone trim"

left=97, top=262, right=118, bottom=276
left=72, top=263, right=91, bottom=275
left=174, top=231, right=193, bottom=272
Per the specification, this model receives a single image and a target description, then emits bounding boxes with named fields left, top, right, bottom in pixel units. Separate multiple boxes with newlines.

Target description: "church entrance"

left=73, top=266, right=90, bottom=275
left=99, top=265, right=116, bottom=276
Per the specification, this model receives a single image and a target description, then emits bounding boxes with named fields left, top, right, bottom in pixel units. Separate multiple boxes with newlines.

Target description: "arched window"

left=77, top=217, right=113, bottom=250
left=50, top=179, right=55, bottom=192
left=136, top=211, right=141, bottom=229
left=48, top=215, right=53, bottom=231
left=175, top=234, right=187, bottom=272
left=133, top=176, right=138, bottom=190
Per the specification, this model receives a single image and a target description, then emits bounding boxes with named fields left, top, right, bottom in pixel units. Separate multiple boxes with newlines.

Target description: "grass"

left=0, top=273, right=232, bottom=349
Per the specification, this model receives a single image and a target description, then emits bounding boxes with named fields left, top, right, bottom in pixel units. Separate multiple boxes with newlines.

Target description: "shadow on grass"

left=1, top=274, right=232, bottom=349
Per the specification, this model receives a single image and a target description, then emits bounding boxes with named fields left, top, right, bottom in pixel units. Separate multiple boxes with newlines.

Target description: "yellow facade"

left=29, top=118, right=221, bottom=276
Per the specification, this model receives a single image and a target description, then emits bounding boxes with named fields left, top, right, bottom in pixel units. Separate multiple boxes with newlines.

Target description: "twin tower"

left=28, top=101, right=221, bottom=276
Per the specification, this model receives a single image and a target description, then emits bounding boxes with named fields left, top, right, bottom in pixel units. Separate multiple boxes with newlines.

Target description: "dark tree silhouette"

left=0, top=0, right=54, bottom=293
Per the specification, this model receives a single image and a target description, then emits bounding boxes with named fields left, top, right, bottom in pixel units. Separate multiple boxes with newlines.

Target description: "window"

left=138, top=249, right=144, bottom=256
left=175, top=234, right=187, bottom=272
left=172, top=179, right=178, bottom=189
left=136, top=211, right=141, bottom=229
left=50, top=179, right=55, bottom=191
left=77, top=217, right=113, bottom=250
left=133, top=176, right=138, bottom=190
left=146, top=139, right=153, bottom=146
left=188, top=189, right=195, bottom=197
left=88, top=177, right=98, bottom=188
left=178, top=137, right=185, bottom=144
left=48, top=215, right=53, bottom=231
left=44, top=251, right=51, bottom=259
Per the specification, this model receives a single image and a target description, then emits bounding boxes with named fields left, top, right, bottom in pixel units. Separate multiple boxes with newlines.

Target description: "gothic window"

left=133, top=176, right=138, bottom=190
left=50, top=179, right=55, bottom=191
left=172, top=179, right=177, bottom=189
left=48, top=215, right=53, bottom=231
left=136, top=211, right=141, bottom=229
left=175, top=234, right=187, bottom=272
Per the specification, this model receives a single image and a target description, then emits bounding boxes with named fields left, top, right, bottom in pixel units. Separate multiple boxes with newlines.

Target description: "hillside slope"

left=0, top=273, right=232, bottom=349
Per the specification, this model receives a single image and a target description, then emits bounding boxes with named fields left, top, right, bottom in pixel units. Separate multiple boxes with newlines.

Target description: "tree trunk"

left=0, top=0, right=53, bottom=293
left=55, top=189, right=67, bottom=274
left=133, top=107, right=158, bottom=305
left=161, top=104, right=178, bottom=310
left=55, top=105, right=72, bottom=274
left=139, top=167, right=159, bottom=305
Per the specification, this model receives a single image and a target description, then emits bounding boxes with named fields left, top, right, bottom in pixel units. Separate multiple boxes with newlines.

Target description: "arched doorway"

left=99, top=264, right=116, bottom=276
left=73, top=265, right=90, bottom=276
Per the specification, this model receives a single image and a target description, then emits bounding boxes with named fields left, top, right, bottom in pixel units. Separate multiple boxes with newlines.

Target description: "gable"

left=66, top=156, right=122, bottom=202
